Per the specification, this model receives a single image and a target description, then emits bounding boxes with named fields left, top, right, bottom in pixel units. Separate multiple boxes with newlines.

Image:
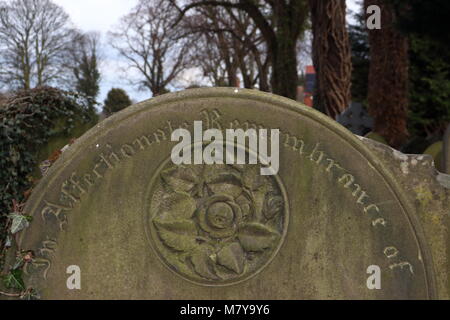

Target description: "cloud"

left=53, top=0, right=138, bottom=34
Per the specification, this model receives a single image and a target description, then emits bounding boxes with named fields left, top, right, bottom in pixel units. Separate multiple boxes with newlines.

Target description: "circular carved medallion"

left=146, top=151, right=289, bottom=286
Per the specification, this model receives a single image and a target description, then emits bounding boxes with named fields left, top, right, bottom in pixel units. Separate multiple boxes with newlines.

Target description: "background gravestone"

left=423, top=141, right=444, bottom=172
left=336, top=102, right=373, bottom=136
left=444, top=125, right=450, bottom=174
left=2, top=88, right=444, bottom=300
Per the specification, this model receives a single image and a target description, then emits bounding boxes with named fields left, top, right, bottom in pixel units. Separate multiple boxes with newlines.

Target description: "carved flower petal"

left=235, top=192, right=254, bottom=220
left=208, top=183, right=243, bottom=199
left=207, top=172, right=243, bottom=198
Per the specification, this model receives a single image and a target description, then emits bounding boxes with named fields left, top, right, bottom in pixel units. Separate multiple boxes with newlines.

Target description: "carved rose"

left=150, top=164, right=285, bottom=283
left=197, top=194, right=242, bottom=239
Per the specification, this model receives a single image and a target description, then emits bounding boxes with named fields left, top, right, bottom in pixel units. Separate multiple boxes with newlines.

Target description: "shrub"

left=0, top=87, right=97, bottom=254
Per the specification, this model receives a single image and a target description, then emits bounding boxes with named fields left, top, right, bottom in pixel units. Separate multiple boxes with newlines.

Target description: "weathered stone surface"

left=358, top=136, right=450, bottom=299
left=3, top=88, right=444, bottom=299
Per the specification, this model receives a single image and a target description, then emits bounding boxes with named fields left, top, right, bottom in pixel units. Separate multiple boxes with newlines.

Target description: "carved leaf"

left=238, top=223, right=278, bottom=252
left=217, top=242, right=245, bottom=274
left=163, top=192, right=197, bottom=219
left=154, top=219, right=199, bottom=252
left=161, top=166, right=196, bottom=193
left=153, top=219, right=197, bottom=235
left=190, top=246, right=220, bottom=280
left=263, top=194, right=284, bottom=220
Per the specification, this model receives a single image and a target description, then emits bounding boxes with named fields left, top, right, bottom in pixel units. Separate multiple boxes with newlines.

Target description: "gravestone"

left=336, top=102, right=373, bottom=136
left=444, top=125, right=450, bottom=174
left=364, top=131, right=388, bottom=145
left=423, top=141, right=444, bottom=172
left=3, top=88, right=448, bottom=300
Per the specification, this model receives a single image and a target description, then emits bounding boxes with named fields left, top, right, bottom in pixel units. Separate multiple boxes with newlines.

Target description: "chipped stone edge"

left=357, top=135, right=450, bottom=190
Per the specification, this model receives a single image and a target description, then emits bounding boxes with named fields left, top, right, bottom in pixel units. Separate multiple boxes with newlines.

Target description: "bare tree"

left=173, top=0, right=309, bottom=100
left=185, top=6, right=270, bottom=90
left=109, top=0, right=192, bottom=97
left=309, top=0, right=352, bottom=119
left=188, top=28, right=231, bottom=87
left=0, top=0, right=76, bottom=90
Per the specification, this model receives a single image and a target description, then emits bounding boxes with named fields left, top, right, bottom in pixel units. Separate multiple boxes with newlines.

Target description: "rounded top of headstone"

left=14, top=88, right=436, bottom=299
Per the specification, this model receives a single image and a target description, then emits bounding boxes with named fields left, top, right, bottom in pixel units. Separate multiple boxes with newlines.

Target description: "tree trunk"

left=270, top=4, right=300, bottom=100
left=309, top=0, right=352, bottom=119
left=271, top=38, right=298, bottom=100
left=365, top=0, right=409, bottom=147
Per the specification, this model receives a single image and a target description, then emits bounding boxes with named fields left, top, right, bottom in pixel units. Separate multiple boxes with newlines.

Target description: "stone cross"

left=336, top=102, right=374, bottom=136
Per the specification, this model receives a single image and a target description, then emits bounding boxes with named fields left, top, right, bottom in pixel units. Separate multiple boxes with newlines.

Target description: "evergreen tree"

left=103, top=88, right=132, bottom=116
left=72, top=33, right=101, bottom=107
left=393, top=0, right=450, bottom=141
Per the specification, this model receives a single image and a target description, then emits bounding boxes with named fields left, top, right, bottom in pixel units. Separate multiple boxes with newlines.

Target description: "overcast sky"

left=52, top=0, right=362, bottom=105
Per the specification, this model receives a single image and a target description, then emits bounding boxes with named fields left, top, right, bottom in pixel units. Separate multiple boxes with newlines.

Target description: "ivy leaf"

left=5, top=235, right=12, bottom=248
left=12, top=255, right=25, bottom=270
left=217, top=242, right=245, bottom=274
left=238, top=223, right=279, bottom=252
left=190, top=246, right=220, bottom=281
left=9, top=214, right=32, bottom=234
left=162, top=192, right=197, bottom=220
left=21, top=288, right=40, bottom=300
left=154, top=219, right=199, bottom=252
left=3, top=269, right=25, bottom=290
